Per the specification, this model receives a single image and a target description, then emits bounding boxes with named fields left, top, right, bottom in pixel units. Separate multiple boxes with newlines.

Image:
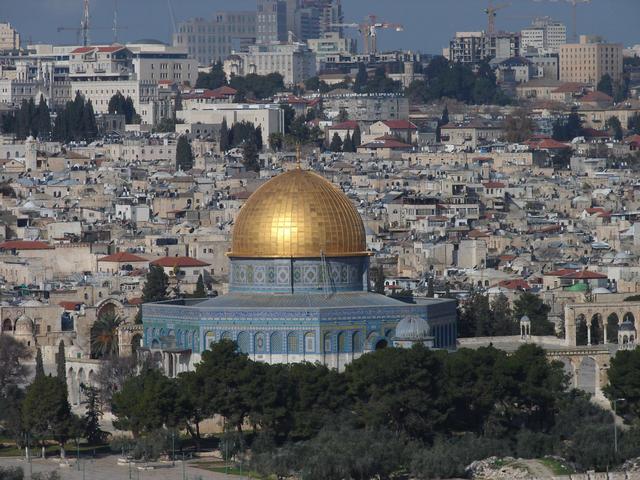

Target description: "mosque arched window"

left=204, top=331, right=215, bottom=350
left=237, top=332, right=250, bottom=354
left=221, top=331, right=232, bottom=341
left=287, top=332, right=299, bottom=354
left=324, top=332, right=332, bottom=353
left=304, top=332, right=315, bottom=353
left=270, top=332, right=282, bottom=354
left=338, top=332, right=348, bottom=353
left=353, top=331, right=363, bottom=353
left=255, top=332, right=266, bottom=354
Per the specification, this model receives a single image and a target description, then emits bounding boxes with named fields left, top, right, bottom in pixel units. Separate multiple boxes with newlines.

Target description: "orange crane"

left=484, top=1, right=511, bottom=35
left=331, top=15, right=404, bottom=55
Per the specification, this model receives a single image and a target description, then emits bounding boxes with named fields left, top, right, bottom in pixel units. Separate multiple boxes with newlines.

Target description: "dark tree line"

left=553, top=108, right=585, bottom=141
left=107, top=92, right=139, bottom=124
left=195, top=61, right=227, bottom=90
left=107, top=339, right=640, bottom=478
left=458, top=292, right=555, bottom=338
left=406, top=56, right=509, bottom=105
left=0, top=95, right=52, bottom=140
left=230, top=72, right=285, bottom=101
left=52, top=92, right=98, bottom=143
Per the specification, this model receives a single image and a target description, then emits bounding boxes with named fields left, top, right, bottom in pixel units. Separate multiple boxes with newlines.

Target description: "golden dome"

left=229, top=169, right=368, bottom=258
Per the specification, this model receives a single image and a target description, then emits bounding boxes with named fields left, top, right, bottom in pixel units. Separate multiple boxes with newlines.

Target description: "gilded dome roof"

left=229, top=169, right=368, bottom=258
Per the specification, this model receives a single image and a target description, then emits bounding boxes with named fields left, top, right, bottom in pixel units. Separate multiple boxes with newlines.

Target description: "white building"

left=177, top=103, right=284, bottom=147
left=224, top=42, right=316, bottom=85
left=521, top=18, right=566, bottom=54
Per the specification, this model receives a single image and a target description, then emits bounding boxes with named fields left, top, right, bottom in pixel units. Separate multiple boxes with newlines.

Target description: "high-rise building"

left=448, top=31, right=520, bottom=64
left=521, top=18, right=566, bottom=54
left=0, top=23, right=20, bottom=51
left=173, top=12, right=257, bottom=66
left=559, top=35, right=623, bottom=86
left=257, top=0, right=288, bottom=44
left=284, top=0, right=343, bottom=42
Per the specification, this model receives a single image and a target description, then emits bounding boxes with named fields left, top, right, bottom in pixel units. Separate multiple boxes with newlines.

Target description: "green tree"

left=143, top=265, right=169, bottom=303
left=628, top=113, right=640, bottom=135
left=607, top=115, right=624, bottom=141
left=176, top=135, right=194, bottom=171
left=219, top=117, right=229, bottom=152
left=604, top=349, right=640, bottom=420
left=195, top=61, right=227, bottom=89
left=0, top=335, right=31, bottom=397
left=351, top=124, right=361, bottom=147
left=329, top=132, right=343, bottom=152
left=513, top=292, right=554, bottom=335
left=242, top=141, right=260, bottom=172
left=56, top=340, right=66, bottom=383
left=491, top=293, right=516, bottom=336
left=597, top=74, right=614, bottom=97
left=35, top=348, right=45, bottom=378
left=90, top=313, right=123, bottom=359
left=81, top=384, right=107, bottom=445
left=22, top=375, right=77, bottom=454
left=269, top=132, right=283, bottom=151
left=345, top=344, right=448, bottom=441
left=35, top=94, right=51, bottom=140
left=193, top=274, right=206, bottom=298
left=111, top=368, right=180, bottom=437
left=108, top=92, right=138, bottom=124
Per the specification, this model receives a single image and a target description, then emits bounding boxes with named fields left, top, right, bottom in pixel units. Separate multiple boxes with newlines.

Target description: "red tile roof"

left=530, top=138, right=571, bottom=150
left=183, top=86, right=237, bottom=100
left=0, top=240, right=53, bottom=250
left=98, top=252, right=148, bottom=263
left=361, top=136, right=413, bottom=149
left=563, top=270, right=608, bottom=280
left=151, top=256, right=210, bottom=268
left=545, top=268, right=579, bottom=277
left=382, top=120, right=418, bottom=130
left=498, top=279, right=531, bottom=291
left=329, top=120, right=359, bottom=130
left=483, top=181, right=505, bottom=189
left=467, top=229, right=490, bottom=238
left=581, top=91, right=613, bottom=103
left=71, top=45, right=126, bottom=54
left=553, top=82, right=588, bottom=93
left=59, top=301, right=82, bottom=310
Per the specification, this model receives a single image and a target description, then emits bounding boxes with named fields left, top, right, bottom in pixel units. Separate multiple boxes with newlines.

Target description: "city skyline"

left=2, top=0, right=638, bottom=53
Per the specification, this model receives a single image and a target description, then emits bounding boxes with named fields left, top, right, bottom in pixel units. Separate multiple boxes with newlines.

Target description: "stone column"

left=604, top=321, right=608, bottom=344
left=587, top=324, right=592, bottom=346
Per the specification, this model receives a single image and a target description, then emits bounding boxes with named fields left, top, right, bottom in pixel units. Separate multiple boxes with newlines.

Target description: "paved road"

left=0, top=455, right=248, bottom=480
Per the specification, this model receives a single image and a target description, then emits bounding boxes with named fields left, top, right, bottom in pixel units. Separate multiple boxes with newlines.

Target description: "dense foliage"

left=176, top=135, right=194, bottom=171
left=107, top=92, right=138, bottom=124
left=0, top=95, right=51, bottom=140
left=195, top=61, right=227, bottom=90
left=105, top=340, right=640, bottom=477
left=406, top=57, right=508, bottom=105
left=229, top=72, right=284, bottom=101
left=52, top=92, right=98, bottom=143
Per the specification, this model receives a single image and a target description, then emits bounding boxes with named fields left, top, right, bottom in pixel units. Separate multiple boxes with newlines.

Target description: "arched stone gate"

left=564, top=302, right=640, bottom=347
left=546, top=347, right=612, bottom=399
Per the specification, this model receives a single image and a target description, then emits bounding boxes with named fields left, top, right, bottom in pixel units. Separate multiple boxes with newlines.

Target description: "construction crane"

left=532, top=0, right=591, bottom=42
left=484, top=1, right=511, bottom=35
left=331, top=15, right=403, bottom=55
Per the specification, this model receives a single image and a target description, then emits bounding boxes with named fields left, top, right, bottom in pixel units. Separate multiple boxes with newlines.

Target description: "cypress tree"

left=351, top=125, right=361, bottom=148
left=56, top=340, right=66, bottom=383
left=219, top=118, right=229, bottom=152
left=36, top=95, right=51, bottom=140
left=343, top=132, right=354, bottom=153
left=35, top=348, right=45, bottom=378
left=176, top=136, right=194, bottom=171
left=193, top=274, right=207, bottom=298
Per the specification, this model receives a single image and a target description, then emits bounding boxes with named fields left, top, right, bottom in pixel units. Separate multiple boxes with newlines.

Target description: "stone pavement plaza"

left=0, top=455, right=248, bottom=480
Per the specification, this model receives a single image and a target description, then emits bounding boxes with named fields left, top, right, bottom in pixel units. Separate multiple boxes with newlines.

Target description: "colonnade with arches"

left=564, top=302, right=640, bottom=348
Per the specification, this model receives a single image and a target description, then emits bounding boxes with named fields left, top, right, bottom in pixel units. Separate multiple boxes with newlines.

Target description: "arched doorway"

left=556, top=357, right=575, bottom=388
left=590, top=314, right=603, bottom=345
left=2, top=318, right=13, bottom=332
left=606, top=313, right=619, bottom=344
left=576, top=357, right=597, bottom=395
left=576, top=314, right=588, bottom=345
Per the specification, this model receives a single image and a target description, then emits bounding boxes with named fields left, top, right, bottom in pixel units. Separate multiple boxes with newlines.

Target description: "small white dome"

left=395, top=316, right=431, bottom=341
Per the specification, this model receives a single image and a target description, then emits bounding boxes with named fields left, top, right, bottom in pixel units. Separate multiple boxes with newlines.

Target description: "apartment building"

left=559, top=35, right=623, bottom=85
left=224, top=42, right=316, bottom=85
left=521, top=18, right=566, bottom=54
left=173, top=12, right=257, bottom=65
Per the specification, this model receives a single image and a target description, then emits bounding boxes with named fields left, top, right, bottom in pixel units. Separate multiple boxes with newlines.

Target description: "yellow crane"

left=331, top=15, right=404, bottom=55
left=484, top=1, right=511, bottom=35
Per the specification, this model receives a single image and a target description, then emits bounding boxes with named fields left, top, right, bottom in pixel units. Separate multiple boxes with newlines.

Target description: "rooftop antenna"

left=81, top=0, right=90, bottom=46
left=167, top=0, right=177, bottom=40
left=113, top=0, right=119, bottom=43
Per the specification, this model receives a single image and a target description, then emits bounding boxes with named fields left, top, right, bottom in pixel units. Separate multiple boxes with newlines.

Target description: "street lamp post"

left=171, top=431, right=175, bottom=467
left=613, top=398, right=626, bottom=455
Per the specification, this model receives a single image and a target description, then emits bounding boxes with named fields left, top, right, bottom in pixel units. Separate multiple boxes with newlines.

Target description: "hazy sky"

left=2, top=0, right=639, bottom=53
